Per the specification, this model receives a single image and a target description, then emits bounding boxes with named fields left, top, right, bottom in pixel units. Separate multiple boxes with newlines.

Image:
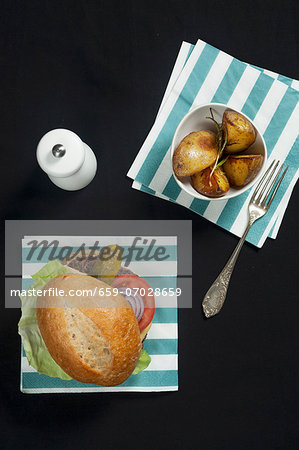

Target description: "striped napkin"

left=128, top=39, right=299, bottom=247
left=21, top=236, right=178, bottom=393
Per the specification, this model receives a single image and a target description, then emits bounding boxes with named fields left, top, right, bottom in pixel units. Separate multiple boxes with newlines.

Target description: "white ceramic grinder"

left=36, top=129, right=97, bottom=191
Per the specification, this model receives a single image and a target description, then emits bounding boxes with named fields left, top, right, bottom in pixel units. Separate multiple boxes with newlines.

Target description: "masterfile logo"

left=25, top=237, right=171, bottom=267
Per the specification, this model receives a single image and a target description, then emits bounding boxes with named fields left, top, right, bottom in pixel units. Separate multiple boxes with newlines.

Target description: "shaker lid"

left=36, top=129, right=85, bottom=178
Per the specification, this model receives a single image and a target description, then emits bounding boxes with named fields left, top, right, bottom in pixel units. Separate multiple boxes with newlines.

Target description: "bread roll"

left=62, top=250, right=153, bottom=343
left=36, top=274, right=142, bottom=386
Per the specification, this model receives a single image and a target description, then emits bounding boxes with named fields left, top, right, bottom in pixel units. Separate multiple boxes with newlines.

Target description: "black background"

left=1, top=1, right=298, bottom=449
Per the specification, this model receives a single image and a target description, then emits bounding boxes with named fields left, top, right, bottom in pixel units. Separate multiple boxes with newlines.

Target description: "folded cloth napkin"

left=20, top=236, right=178, bottom=393
left=128, top=39, right=299, bottom=248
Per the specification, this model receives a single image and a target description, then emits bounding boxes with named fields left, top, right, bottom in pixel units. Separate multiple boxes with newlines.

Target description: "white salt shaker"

left=36, top=129, right=97, bottom=191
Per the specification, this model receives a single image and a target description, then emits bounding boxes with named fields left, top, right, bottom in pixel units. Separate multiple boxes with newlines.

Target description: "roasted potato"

left=223, top=154, right=263, bottom=187
left=222, top=110, right=256, bottom=153
left=172, top=130, right=218, bottom=177
left=191, top=166, right=230, bottom=198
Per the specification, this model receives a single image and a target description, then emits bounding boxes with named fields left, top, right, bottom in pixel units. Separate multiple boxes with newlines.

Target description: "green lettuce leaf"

left=18, top=260, right=71, bottom=379
left=133, top=349, right=151, bottom=375
left=31, top=259, right=67, bottom=281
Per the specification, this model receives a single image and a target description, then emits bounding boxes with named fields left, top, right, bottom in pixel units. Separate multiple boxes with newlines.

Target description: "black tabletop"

left=1, top=1, right=298, bottom=449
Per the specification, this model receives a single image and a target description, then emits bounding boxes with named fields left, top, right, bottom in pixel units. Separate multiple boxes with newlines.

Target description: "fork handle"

left=202, top=219, right=254, bottom=318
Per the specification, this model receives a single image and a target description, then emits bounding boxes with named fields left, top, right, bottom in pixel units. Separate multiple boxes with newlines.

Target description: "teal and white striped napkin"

left=21, top=236, right=178, bottom=393
left=128, top=39, right=299, bottom=248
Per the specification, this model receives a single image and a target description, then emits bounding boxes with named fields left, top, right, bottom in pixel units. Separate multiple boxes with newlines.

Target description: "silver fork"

left=202, top=160, right=288, bottom=318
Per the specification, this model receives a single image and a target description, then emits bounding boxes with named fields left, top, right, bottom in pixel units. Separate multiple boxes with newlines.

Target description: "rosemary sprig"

left=205, top=108, right=227, bottom=180
left=205, top=108, right=221, bottom=135
left=216, top=155, right=229, bottom=168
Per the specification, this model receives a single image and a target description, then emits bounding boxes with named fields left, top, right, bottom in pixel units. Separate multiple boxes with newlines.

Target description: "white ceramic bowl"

left=171, top=103, right=267, bottom=201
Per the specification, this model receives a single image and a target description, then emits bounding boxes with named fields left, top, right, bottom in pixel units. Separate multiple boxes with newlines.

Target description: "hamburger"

left=18, top=246, right=155, bottom=386
left=62, top=249, right=155, bottom=342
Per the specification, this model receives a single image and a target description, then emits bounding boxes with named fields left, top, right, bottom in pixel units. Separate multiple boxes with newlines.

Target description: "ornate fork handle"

left=202, top=216, right=256, bottom=318
left=202, top=161, right=288, bottom=318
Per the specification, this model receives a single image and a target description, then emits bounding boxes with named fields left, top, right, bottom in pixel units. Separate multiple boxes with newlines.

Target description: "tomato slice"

left=111, top=274, right=155, bottom=332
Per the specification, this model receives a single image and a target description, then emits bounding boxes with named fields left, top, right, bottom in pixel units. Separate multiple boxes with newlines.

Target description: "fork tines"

left=251, top=159, right=288, bottom=208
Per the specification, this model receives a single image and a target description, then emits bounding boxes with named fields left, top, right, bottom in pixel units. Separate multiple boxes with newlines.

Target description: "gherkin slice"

left=91, top=244, right=123, bottom=284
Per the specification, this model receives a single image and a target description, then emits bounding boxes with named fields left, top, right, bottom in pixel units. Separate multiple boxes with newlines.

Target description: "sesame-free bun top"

left=36, top=274, right=142, bottom=386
